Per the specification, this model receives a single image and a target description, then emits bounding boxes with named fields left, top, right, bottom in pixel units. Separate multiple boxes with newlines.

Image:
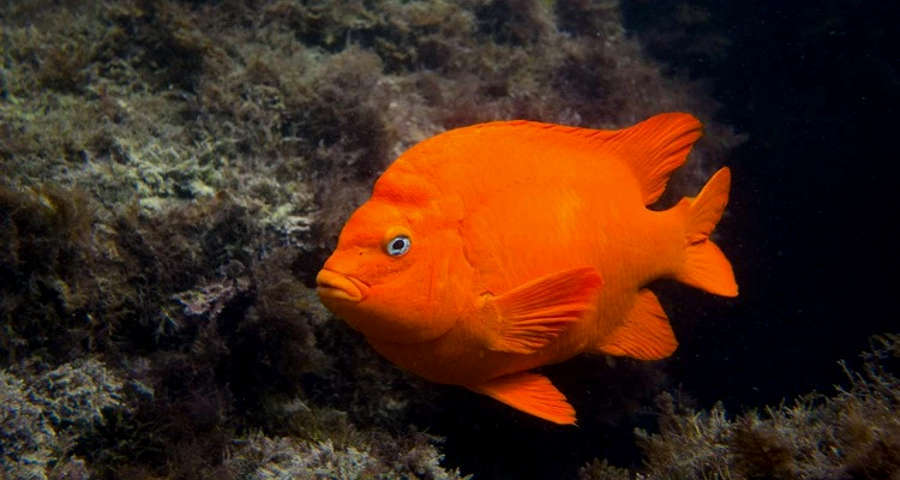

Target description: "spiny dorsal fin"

left=594, top=289, right=678, bottom=360
left=482, top=267, right=603, bottom=355
left=469, top=372, right=576, bottom=425
left=606, top=113, right=703, bottom=205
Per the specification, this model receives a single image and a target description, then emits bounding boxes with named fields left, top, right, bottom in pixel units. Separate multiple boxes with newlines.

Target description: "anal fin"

left=469, top=372, right=576, bottom=425
left=594, top=289, right=678, bottom=360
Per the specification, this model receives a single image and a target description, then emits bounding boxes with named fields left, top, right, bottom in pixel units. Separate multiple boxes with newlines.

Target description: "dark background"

left=432, top=1, right=900, bottom=478
left=621, top=0, right=898, bottom=411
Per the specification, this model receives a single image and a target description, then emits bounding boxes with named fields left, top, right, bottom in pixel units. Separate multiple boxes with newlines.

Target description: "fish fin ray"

left=470, top=372, right=576, bottom=425
left=595, top=289, right=678, bottom=360
left=607, top=113, right=702, bottom=204
left=484, top=267, right=603, bottom=354
left=676, top=168, right=738, bottom=297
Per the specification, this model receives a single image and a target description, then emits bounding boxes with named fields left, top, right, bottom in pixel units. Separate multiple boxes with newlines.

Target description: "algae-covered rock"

left=1, top=359, right=130, bottom=480
left=226, top=433, right=469, bottom=480
left=581, top=334, right=900, bottom=480
left=1, top=369, right=56, bottom=480
left=1, top=0, right=748, bottom=478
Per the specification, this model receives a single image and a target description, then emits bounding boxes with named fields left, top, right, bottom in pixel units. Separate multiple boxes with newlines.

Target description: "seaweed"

left=582, top=334, right=900, bottom=480
left=578, top=459, right=632, bottom=480
left=0, top=0, right=750, bottom=477
left=225, top=431, right=470, bottom=480
left=0, top=184, right=103, bottom=364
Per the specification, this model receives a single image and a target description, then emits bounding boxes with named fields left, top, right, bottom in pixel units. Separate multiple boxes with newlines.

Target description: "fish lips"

left=316, top=269, right=369, bottom=303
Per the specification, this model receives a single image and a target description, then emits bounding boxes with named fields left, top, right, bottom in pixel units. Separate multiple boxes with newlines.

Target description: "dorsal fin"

left=393, top=114, right=699, bottom=206
left=605, top=113, right=703, bottom=205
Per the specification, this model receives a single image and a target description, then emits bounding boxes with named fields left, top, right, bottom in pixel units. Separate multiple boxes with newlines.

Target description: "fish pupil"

left=386, top=235, right=410, bottom=256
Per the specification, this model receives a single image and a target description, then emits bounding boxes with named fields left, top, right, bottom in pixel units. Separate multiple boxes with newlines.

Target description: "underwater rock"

left=581, top=334, right=900, bottom=480
left=225, top=432, right=468, bottom=480
left=1, top=369, right=56, bottom=480
left=1, top=359, right=129, bottom=480
left=1, top=0, right=747, bottom=477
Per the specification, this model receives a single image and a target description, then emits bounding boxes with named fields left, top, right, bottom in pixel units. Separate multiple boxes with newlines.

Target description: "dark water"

left=432, top=1, right=899, bottom=478
left=622, top=0, right=898, bottom=408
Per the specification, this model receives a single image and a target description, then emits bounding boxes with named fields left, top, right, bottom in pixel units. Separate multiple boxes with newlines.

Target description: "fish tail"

left=675, top=167, right=738, bottom=297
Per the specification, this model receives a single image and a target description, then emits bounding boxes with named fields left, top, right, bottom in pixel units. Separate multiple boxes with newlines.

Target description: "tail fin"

left=674, top=168, right=738, bottom=297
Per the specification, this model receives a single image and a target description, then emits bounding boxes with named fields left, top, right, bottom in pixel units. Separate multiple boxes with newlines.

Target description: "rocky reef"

left=581, top=334, right=900, bottom=480
left=0, top=0, right=767, bottom=478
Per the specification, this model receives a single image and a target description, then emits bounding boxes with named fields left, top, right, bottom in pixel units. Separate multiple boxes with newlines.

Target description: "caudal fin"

left=674, top=167, right=738, bottom=297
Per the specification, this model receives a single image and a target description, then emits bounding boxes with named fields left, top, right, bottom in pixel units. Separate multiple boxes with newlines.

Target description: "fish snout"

left=316, top=269, right=368, bottom=302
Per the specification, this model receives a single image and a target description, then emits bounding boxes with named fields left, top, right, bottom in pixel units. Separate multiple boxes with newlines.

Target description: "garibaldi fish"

left=316, top=113, right=737, bottom=424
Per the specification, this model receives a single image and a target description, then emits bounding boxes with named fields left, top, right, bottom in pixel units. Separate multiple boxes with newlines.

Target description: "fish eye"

left=385, top=235, right=411, bottom=256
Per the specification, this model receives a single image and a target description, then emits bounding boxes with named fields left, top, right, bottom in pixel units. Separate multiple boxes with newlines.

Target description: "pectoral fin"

left=482, top=267, right=602, bottom=354
left=470, top=372, right=576, bottom=425
left=594, top=289, right=678, bottom=360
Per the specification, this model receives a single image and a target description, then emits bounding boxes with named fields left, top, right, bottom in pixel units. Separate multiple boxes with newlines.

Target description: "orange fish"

left=316, top=113, right=737, bottom=424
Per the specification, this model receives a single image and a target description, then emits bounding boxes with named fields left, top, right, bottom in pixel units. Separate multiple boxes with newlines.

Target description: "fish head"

left=317, top=168, right=467, bottom=344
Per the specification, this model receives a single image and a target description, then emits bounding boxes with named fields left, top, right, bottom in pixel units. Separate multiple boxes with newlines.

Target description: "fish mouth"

left=316, top=269, right=368, bottom=302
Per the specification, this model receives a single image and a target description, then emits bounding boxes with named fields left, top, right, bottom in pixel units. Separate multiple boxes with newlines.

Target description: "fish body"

left=317, top=113, right=737, bottom=424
